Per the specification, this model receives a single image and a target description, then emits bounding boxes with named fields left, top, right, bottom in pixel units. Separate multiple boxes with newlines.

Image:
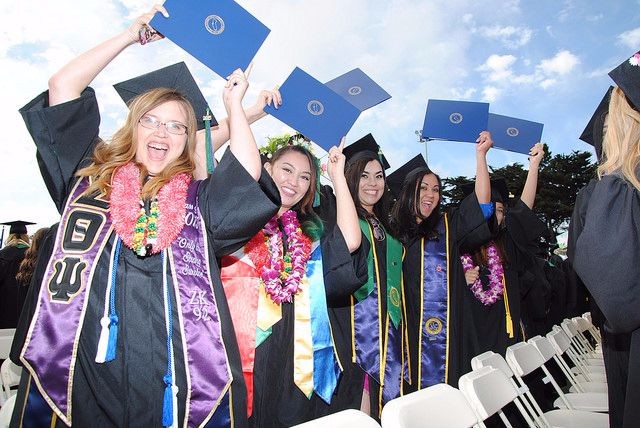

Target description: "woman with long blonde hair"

left=11, top=5, right=280, bottom=427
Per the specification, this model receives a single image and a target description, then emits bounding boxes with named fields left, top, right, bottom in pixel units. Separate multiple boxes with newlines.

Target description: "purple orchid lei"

left=260, top=210, right=312, bottom=304
left=460, top=242, right=505, bottom=306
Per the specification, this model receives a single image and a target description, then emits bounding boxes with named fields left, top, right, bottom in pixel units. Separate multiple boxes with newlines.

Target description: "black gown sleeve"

left=505, top=199, right=547, bottom=254
left=19, top=89, right=100, bottom=213
left=573, top=174, right=640, bottom=334
left=198, top=148, right=281, bottom=257
left=455, top=192, right=497, bottom=252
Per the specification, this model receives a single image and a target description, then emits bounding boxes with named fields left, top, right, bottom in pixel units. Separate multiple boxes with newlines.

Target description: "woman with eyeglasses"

left=218, top=135, right=368, bottom=427
left=12, top=5, right=280, bottom=427
left=319, top=136, right=404, bottom=419
left=389, top=132, right=494, bottom=392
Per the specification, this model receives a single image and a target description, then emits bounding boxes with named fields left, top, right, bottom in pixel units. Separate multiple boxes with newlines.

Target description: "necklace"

left=246, top=210, right=312, bottom=304
left=460, top=242, right=505, bottom=306
left=110, top=163, right=191, bottom=256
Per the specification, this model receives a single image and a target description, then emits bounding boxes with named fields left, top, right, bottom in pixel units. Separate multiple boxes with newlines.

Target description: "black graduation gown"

left=0, top=244, right=29, bottom=328
left=12, top=88, right=280, bottom=427
left=464, top=200, right=546, bottom=356
left=571, top=174, right=640, bottom=428
left=403, top=193, right=493, bottom=391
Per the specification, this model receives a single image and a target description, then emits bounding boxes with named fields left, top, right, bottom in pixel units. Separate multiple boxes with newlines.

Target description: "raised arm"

left=223, top=68, right=261, bottom=181
left=520, top=142, right=544, bottom=209
left=327, top=137, right=361, bottom=253
left=194, top=87, right=281, bottom=179
left=474, top=130, right=494, bottom=204
left=48, top=5, right=168, bottom=106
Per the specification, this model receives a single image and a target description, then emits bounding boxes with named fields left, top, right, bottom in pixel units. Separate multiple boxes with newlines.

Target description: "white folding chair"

left=0, top=329, right=15, bottom=361
left=290, top=409, right=381, bottom=428
left=459, top=366, right=608, bottom=428
left=582, top=313, right=602, bottom=343
left=570, top=318, right=604, bottom=360
left=471, top=351, right=608, bottom=428
left=506, top=342, right=608, bottom=413
left=0, top=394, right=16, bottom=428
left=1, top=359, right=21, bottom=401
left=548, top=327, right=607, bottom=384
left=560, top=320, right=604, bottom=368
left=381, top=383, right=480, bottom=428
left=533, top=333, right=607, bottom=394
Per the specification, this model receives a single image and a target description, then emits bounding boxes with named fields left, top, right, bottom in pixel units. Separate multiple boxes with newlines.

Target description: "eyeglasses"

left=139, top=115, right=188, bottom=135
left=368, top=215, right=386, bottom=241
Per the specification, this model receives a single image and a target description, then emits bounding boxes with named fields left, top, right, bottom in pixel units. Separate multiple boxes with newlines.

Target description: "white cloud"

left=450, top=87, right=478, bottom=100
left=539, top=78, right=557, bottom=89
left=482, top=86, right=500, bottom=102
left=586, top=14, right=603, bottom=22
left=537, top=50, right=580, bottom=75
left=617, top=28, right=640, bottom=49
left=478, top=25, right=533, bottom=48
left=477, top=54, right=517, bottom=82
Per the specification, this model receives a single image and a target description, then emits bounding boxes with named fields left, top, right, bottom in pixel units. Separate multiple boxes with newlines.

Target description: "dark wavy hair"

left=267, top=144, right=323, bottom=241
left=16, top=227, right=49, bottom=286
left=345, top=153, right=392, bottom=231
left=389, top=167, right=443, bottom=245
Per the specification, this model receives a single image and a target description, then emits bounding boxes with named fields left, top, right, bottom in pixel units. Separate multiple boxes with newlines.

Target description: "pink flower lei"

left=460, top=242, right=505, bottom=306
left=250, top=210, right=312, bottom=304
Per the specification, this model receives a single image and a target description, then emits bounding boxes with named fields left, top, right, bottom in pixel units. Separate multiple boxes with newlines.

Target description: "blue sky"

left=1, top=0, right=639, bottom=233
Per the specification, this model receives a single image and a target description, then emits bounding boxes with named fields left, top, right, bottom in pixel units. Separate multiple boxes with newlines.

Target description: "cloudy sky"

left=1, top=0, right=639, bottom=232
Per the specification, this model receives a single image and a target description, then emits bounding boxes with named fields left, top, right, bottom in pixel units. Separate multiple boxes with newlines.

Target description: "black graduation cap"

left=609, top=51, right=640, bottom=109
left=579, top=86, right=613, bottom=161
left=461, top=177, right=510, bottom=203
left=386, top=154, right=428, bottom=198
left=1, top=220, right=35, bottom=235
left=343, top=133, right=391, bottom=170
left=113, top=62, right=217, bottom=130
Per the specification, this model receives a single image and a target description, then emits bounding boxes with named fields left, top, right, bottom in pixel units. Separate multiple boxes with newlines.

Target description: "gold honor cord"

left=502, top=276, right=514, bottom=338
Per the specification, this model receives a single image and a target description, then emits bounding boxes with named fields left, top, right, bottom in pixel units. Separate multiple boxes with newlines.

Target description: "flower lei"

left=245, top=210, right=313, bottom=304
left=460, top=242, right=505, bottom=306
left=110, top=163, right=191, bottom=256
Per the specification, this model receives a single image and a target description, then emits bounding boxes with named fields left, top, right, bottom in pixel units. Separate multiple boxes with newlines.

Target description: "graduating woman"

left=12, top=5, right=280, bottom=427
left=460, top=143, right=547, bottom=355
left=219, top=136, right=368, bottom=427
left=0, top=221, right=32, bottom=328
left=388, top=132, right=494, bottom=392
left=571, top=83, right=640, bottom=428
left=331, top=136, right=404, bottom=418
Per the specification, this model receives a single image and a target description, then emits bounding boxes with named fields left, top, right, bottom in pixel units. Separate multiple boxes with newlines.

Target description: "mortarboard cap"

left=1, top=220, right=36, bottom=235
left=264, top=67, right=361, bottom=151
left=422, top=99, right=490, bottom=143
left=386, top=154, right=428, bottom=198
left=114, top=62, right=216, bottom=130
left=608, top=51, right=640, bottom=109
left=579, top=86, right=613, bottom=161
left=325, top=68, right=391, bottom=112
left=460, top=177, right=510, bottom=203
left=487, top=113, right=544, bottom=155
left=343, top=133, right=391, bottom=170
left=149, top=0, right=270, bottom=79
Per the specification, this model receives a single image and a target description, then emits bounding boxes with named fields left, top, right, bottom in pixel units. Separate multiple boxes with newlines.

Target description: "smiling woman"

left=10, top=4, right=281, bottom=428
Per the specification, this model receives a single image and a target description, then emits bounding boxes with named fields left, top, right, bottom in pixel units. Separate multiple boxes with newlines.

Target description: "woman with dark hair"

left=328, top=137, right=403, bottom=418
left=12, top=5, right=280, bottom=427
left=389, top=132, right=494, bottom=391
left=219, top=136, right=367, bottom=427
left=15, top=227, right=49, bottom=288
left=459, top=143, right=547, bottom=357
left=0, top=221, right=32, bottom=328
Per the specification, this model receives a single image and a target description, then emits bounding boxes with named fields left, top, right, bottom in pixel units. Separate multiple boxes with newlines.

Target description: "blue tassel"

left=105, top=314, right=119, bottom=362
left=162, top=374, right=173, bottom=427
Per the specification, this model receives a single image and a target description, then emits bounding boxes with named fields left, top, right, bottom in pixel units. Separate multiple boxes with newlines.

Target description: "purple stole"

left=21, top=177, right=231, bottom=427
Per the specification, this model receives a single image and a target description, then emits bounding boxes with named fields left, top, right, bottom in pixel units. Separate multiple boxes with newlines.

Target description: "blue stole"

left=418, top=215, right=450, bottom=388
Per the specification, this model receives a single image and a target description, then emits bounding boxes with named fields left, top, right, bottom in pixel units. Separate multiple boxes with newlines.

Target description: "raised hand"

left=127, top=4, right=168, bottom=45
left=223, top=64, right=253, bottom=115
left=528, top=142, right=545, bottom=167
left=326, top=137, right=347, bottom=184
left=475, top=130, right=494, bottom=156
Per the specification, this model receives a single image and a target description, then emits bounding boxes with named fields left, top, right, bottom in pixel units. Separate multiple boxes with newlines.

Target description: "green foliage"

left=443, top=145, right=596, bottom=234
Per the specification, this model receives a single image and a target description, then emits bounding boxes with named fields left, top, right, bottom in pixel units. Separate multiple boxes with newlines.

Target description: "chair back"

left=528, top=336, right=556, bottom=362
left=1, top=359, right=21, bottom=400
left=291, top=409, right=381, bottom=428
left=381, top=383, right=478, bottom=428
left=0, top=329, right=15, bottom=360
left=505, top=342, right=544, bottom=377
left=471, top=351, right=514, bottom=378
left=458, top=366, right=518, bottom=421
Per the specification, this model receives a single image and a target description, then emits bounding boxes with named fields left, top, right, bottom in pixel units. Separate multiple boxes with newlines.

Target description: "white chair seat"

left=553, top=392, right=609, bottom=412
left=570, top=382, right=608, bottom=393
left=0, top=393, right=16, bottom=428
left=574, top=373, right=608, bottom=383
left=291, top=409, right=380, bottom=428
left=545, top=408, right=609, bottom=428
left=572, top=365, right=606, bottom=376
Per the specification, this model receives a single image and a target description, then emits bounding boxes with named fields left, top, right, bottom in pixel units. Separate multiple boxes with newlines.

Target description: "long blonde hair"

left=598, top=87, right=640, bottom=191
left=77, top=88, right=198, bottom=199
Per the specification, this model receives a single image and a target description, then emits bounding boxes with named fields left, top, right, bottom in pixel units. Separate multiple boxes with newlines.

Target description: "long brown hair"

left=16, top=228, right=48, bottom=286
left=77, top=88, right=198, bottom=200
left=344, top=154, right=392, bottom=231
